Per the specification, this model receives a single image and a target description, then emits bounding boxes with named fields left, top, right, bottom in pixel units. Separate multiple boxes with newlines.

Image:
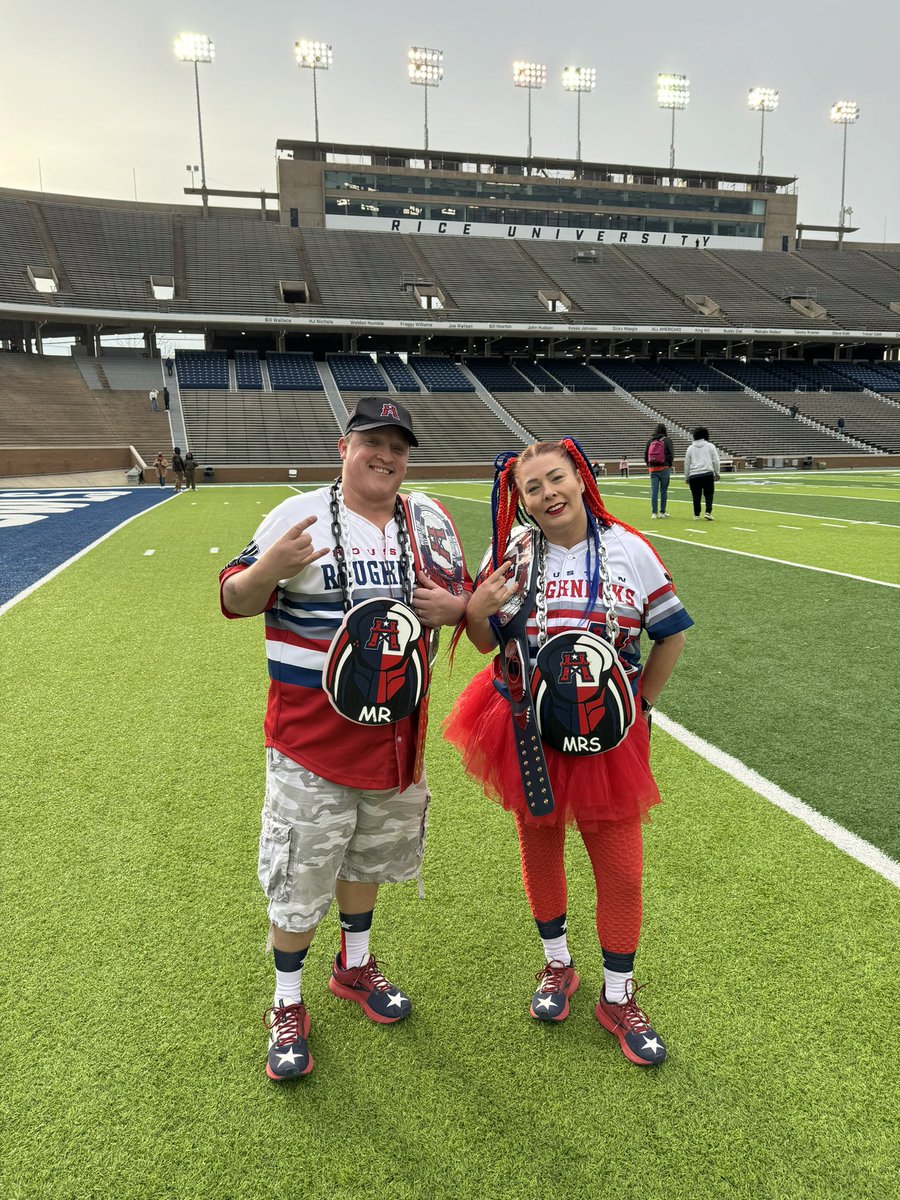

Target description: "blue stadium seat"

left=266, top=353, right=324, bottom=391
left=175, top=350, right=229, bottom=390
left=327, top=354, right=388, bottom=393
left=378, top=355, right=421, bottom=392
left=235, top=350, right=263, bottom=390
left=407, top=357, right=474, bottom=393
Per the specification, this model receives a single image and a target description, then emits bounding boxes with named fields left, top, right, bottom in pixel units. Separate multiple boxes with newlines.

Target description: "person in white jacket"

left=683, top=427, right=721, bottom=520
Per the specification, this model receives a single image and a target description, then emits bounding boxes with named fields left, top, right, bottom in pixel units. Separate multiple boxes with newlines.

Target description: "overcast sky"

left=4, top=0, right=897, bottom=243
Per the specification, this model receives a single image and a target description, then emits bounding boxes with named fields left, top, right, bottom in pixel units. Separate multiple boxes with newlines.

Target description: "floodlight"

left=513, top=61, right=547, bottom=158
left=295, top=40, right=333, bottom=141
left=174, top=33, right=214, bottom=63
left=562, top=66, right=596, bottom=162
left=830, top=101, right=860, bottom=244
left=748, top=87, right=779, bottom=176
left=408, top=47, right=444, bottom=150
left=175, top=33, right=215, bottom=210
left=657, top=73, right=690, bottom=171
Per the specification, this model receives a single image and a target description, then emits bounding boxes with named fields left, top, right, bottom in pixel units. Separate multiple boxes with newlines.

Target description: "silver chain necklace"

left=328, top=479, right=412, bottom=614
left=534, top=526, right=621, bottom=649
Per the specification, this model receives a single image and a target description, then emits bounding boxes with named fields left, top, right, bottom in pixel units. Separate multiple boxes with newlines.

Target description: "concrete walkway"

left=0, top=469, right=135, bottom=489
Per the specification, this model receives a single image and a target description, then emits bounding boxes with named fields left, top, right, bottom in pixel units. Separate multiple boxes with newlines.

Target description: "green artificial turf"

left=2, top=481, right=899, bottom=1200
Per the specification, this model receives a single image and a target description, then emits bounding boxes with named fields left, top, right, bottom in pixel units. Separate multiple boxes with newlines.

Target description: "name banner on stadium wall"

left=325, top=213, right=764, bottom=252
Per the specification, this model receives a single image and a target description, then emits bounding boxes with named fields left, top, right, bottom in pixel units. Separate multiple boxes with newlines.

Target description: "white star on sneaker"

left=535, top=996, right=558, bottom=1011
left=386, top=991, right=406, bottom=1009
left=641, top=1036, right=662, bottom=1056
left=275, top=1046, right=301, bottom=1067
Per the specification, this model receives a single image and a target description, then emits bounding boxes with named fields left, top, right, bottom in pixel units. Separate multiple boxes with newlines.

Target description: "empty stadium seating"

left=176, top=350, right=229, bottom=390
left=327, top=354, right=388, bottom=392
left=542, top=361, right=613, bottom=391
left=510, top=360, right=564, bottom=391
left=407, top=357, right=474, bottom=392
left=235, top=350, right=263, bottom=390
left=266, top=352, right=323, bottom=391
left=378, top=354, right=422, bottom=392
left=464, top=357, right=533, bottom=392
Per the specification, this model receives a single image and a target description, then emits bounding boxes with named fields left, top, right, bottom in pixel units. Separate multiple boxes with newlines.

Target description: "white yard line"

left=0, top=499, right=174, bottom=617
left=644, top=532, right=899, bottom=587
left=654, top=713, right=900, bottom=889
left=426, top=489, right=900, bottom=588
left=778, top=525, right=801, bottom=530
left=597, top=489, right=900, bottom=527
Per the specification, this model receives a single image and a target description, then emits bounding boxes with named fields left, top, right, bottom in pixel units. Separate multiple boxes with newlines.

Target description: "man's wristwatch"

left=641, top=697, right=654, bottom=714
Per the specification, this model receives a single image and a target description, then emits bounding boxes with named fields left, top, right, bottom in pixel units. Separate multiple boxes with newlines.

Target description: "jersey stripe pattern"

left=220, top=486, right=448, bottom=791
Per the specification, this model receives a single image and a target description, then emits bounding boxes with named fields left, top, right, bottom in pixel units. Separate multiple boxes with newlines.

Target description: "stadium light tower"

left=174, top=33, right=214, bottom=213
left=830, top=100, right=860, bottom=246
left=408, top=47, right=443, bottom=152
left=562, top=66, right=596, bottom=163
left=748, top=87, right=778, bottom=177
left=513, top=61, right=547, bottom=159
left=657, top=73, right=690, bottom=172
left=295, top=40, right=333, bottom=143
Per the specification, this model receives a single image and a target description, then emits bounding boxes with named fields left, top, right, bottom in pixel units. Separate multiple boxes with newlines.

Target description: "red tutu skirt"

left=443, top=664, right=660, bottom=830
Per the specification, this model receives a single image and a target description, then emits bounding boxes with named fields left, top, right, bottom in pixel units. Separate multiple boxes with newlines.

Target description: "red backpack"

left=648, top=438, right=666, bottom=465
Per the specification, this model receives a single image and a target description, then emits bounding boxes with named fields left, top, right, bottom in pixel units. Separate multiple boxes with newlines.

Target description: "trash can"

left=203, top=466, right=215, bottom=480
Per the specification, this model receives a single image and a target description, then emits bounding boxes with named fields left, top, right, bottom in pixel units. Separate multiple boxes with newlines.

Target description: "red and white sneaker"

left=329, top=954, right=411, bottom=1024
left=263, top=1000, right=313, bottom=1081
left=595, top=980, right=666, bottom=1066
left=530, top=959, right=580, bottom=1021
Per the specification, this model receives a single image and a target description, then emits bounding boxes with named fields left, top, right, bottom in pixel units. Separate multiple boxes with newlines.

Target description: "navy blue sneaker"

left=530, top=960, right=579, bottom=1021
left=264, top=1000, right=313, bottom=1080
left=595, top=980, right=666, bottom=1066
left=328, top=954, right=411, bottom=1023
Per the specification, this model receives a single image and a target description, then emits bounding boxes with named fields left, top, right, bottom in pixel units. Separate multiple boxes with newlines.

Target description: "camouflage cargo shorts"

left=258, top=748, right=431, bottom=933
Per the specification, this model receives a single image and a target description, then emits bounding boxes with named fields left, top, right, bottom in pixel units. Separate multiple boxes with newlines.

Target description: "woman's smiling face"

left=517, top=450, right=587, bottom=547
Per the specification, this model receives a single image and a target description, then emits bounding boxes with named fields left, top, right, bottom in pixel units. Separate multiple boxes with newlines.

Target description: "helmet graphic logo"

left=531, top=631, right=635, bottom=755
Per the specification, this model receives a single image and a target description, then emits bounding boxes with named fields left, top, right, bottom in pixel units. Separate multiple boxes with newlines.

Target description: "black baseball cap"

left=345, top=396, right=418, bottom=447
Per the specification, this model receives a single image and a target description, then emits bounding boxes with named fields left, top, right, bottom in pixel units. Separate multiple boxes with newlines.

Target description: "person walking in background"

left=171, top=447, right=186, bottom=493
left=184, top=452, right=198, bottom=491
left=836, top=416, right=845, bottom=435
left=644, top=423, right=674, bottom=519
left=153, top=452, right=168, bottom=488
left=683, top=427, right=720, bottom=521
left=618, top=455, right=630, bottom=478
left=165, top=357, right=174, bottom=377
left=444, top=438, right=691, bottom=1066
left=149, top=388, right=159, bottom=412
left=163, top=387, right=170, bottom=412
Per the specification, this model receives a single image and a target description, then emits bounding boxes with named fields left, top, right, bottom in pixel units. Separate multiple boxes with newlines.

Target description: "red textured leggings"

left=513, top=815, right=644, bottom=954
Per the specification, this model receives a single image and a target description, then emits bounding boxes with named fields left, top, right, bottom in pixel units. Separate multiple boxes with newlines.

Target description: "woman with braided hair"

left=444, top=439, right=692, bottom=1066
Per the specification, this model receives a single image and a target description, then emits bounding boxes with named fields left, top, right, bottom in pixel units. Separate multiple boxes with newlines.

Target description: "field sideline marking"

left=0, top=498, right=175, bottom=618
left=426, top=490, right=900, bottom=588
left=596, top=489, right=900, bottom=527
left=654, top=712, right=900, bottom=889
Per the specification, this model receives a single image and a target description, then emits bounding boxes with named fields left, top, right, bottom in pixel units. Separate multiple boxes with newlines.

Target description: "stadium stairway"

left=318, top=361, right=351, bottom=427
left=458, top=365, right=532, bottom=445
left=590, top=367, right=693, bottom=444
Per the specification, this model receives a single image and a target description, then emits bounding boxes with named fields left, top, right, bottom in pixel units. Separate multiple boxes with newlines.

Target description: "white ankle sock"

left=341, top=929, right=371, bottom=968
left=273, top=968, right=303, bottom=1008
left=603, top=967, right=632, bottom=1004
left=540, top=934, right=571, bottom=966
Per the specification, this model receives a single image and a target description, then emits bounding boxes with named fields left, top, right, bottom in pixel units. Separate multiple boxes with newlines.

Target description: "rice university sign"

left=326, top=213, right=763, bottom=252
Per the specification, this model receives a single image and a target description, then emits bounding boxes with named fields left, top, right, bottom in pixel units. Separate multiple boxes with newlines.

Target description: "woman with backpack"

left=644, top=423, right=674, bottom=519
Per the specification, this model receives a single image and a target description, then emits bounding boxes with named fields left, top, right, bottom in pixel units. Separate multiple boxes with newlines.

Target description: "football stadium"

left=2, top=12, right=899, bottom=1200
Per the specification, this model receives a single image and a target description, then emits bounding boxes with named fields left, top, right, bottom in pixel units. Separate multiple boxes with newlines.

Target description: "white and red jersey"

left=515, top=524, right=692, bottom=685
left=220, top=486, right=468, bottom=791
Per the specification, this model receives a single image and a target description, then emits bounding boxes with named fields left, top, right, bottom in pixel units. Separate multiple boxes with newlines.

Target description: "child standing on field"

left=619, top=456, right=630, bottom=478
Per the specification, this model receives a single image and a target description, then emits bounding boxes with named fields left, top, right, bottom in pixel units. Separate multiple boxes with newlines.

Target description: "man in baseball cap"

left=345, top=396, right=418, bottom=447
left=220, top=382, right=469, bottom=1083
